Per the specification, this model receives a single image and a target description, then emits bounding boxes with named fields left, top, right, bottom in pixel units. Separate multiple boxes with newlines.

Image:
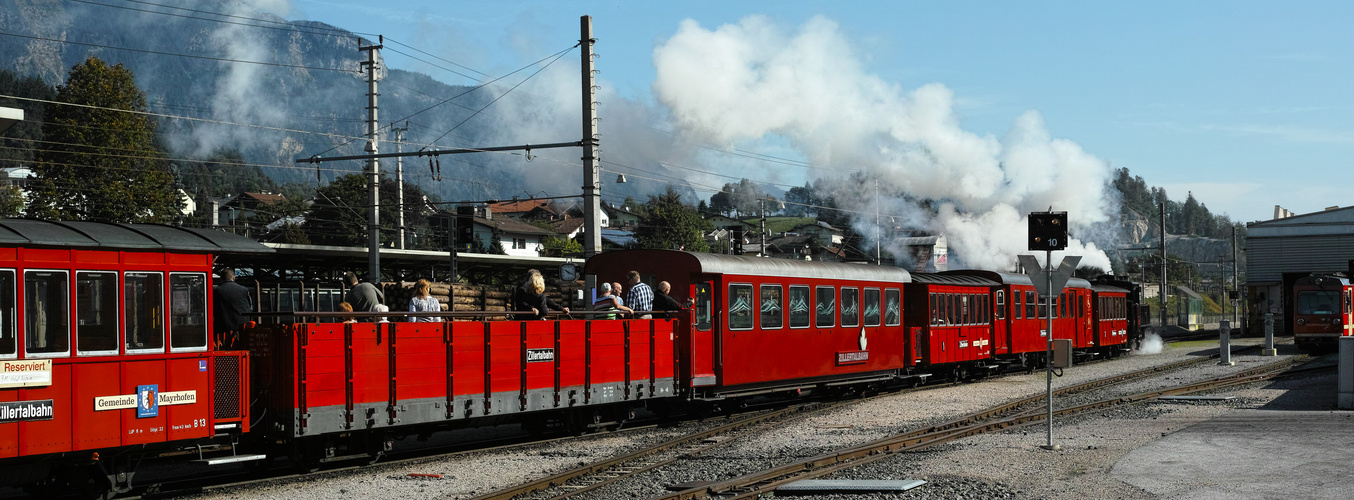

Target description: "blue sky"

left=284, top=0, right=1353, bottom=224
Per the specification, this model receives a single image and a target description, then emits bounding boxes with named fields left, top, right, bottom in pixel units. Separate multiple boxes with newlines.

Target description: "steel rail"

left=463, top=405, right=812, bottom=500
left=661, top=356, right=1315, bottom=500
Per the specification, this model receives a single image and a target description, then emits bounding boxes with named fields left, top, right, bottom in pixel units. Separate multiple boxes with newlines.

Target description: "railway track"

left=462, top=347, right=1250, bottom=500
left=659, top=356, right=1321, bottom=500
left=117, top=341, right=1254, bottom=500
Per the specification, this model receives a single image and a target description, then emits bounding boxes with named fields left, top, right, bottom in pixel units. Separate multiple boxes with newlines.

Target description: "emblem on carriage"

left=858, top=329, right=867, bottom=351
left=136, top=384, right=159, bottom=419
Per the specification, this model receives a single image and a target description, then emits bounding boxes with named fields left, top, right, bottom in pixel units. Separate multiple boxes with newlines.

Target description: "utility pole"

left=1233, top=225, right=1241, bottom=334
left=361, top=37, right=383, bottom=283
left=580, top=16, right=601, bottom=292
left=394, top=122, right=407, bottom=250
left=1160, top=202, right=1167, bottom=332
left=875, top=178, right=881, bottom=263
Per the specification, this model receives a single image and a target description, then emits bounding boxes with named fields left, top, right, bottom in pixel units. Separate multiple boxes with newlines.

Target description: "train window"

left=841, top=287, right=859, bottom=327
left=1023, top=290, right=1034, bottom=319
left=694, top=283, right=713, bottom=331
left=961, top=295, right=971, bottom=325
left=728, top=284, right=754, bottom=331
left=1079, top=293, right=1085, bottom=318
left=863, top=288, right=881, bottom=327
left=815, top=286, right=835, bottom=328
left=0, top=270, right=14, bottom=358
left=789, top=285, right=810, bottom=328
left=884, top=289, right=901, bottom=326
left=947, top=294, right=958, bottom=325
left=1346, top=290, right=1352, bottom=315
left=76, top=271, right=119, bottom=355
left=25, top=270, right=69, bottom=356
left=125, top=272, right=164, bottom=353
left=169, top=273, right=208, bottom=351
left=981, top=294, right=990, bottom=324
left=995, top=290, right=1006, bottom=320
left=930, top=293, right=939, bottom=326
left=760, top=285, right=783, bottom=330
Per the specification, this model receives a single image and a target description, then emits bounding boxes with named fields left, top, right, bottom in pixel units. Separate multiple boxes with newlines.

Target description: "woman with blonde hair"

left=408, top=279, right=442, bottom=322
left=513, top=269, right=570, bottom=320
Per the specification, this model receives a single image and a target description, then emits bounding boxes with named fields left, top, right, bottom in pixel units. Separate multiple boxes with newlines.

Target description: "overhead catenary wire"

left=69, top=0, right=374, bottom=37
left=0, top=31, right=358, bottom=74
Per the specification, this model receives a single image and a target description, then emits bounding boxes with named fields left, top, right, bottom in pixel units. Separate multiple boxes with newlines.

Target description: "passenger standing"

left=213, top=269, right=252, bottom=349
left=626, top=271, right=654, bottom=319
left=408, top=279, right=442, bottom=322
left=592, top=282, right=633, bottom=319
left=513, top=270, right=570, bottom=320
left=344, top=271, right=384, bottom=321
left=652, top=281, right=692, bottom=319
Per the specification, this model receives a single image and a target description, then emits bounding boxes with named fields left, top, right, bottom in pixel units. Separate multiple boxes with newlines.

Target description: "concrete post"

left=1339, top=336, right=1353, bottom=410
left=1218, top=320, right=1234, bottom=366
left=1262, top=313, right=1277, bottom=356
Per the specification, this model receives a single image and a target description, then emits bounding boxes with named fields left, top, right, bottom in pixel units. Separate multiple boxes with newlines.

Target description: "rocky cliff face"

left=0, top=0, right=681, bottom=204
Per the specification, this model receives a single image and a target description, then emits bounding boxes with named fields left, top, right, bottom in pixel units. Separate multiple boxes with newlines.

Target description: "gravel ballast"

left=174, top=338, right=1331, bottom=500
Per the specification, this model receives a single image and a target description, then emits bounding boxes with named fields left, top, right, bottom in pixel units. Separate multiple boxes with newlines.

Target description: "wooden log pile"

left=381, top=279, right=583, bottom=321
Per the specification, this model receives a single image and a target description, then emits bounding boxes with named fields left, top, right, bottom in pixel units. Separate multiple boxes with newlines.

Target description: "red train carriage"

left=0, top=220, right=271, bottom=496
left=1055, top=278, right=1094, bottom=350
left=246, top=317, right=679, bottom=467
left=1090, top=282, right=1131, bottom=356
left=585, top=250, right=917, bottom=399
left=944, top=270, right=1042, bottom=364
left=1093, top=276, right=1146, bottom=351
left=904, top=273, right=998, bottom=379
left=1291, top=274, right=1354, bottom=349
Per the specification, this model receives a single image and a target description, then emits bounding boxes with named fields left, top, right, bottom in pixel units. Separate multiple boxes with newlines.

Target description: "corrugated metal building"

left=1245, top=205, right=1354, bottom=333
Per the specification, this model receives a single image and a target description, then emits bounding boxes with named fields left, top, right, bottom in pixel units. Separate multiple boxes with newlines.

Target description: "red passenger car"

left=1091, top=282, right=1131, bottom=355
left=904, top=273, right=997, bottom=378
left=0, top=220, right=271, bottom=496
left=585, top=250, right=918, bottom=398
left=1291, top=274, right=1354, bottom=349
left=945, top=270, right=1042, bottom=363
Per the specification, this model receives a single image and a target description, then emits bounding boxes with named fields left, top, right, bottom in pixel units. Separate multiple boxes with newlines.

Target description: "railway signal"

left=1028, top=211, right=1068, bottom=251
left=1024, top=209, right=1078, bottom=451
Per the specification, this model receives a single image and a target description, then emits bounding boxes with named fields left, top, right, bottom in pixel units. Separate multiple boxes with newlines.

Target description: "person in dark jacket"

left=213, top=269, right=252, bottom=349
left=513, top=269, right=569, bottom=320
left=652, top=281, right=692, bottom=319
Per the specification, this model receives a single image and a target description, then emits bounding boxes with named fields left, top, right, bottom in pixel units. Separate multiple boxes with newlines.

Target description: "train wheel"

left=290, top=441, right=324, bottom=474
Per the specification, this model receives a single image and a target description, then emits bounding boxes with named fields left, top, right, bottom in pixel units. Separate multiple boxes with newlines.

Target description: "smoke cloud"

left=653, top=15, right=1117, bottom=271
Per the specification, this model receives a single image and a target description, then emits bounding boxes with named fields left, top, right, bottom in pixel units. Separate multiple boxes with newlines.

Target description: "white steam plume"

left=202, top=0, right=298, bottom=156
left=653, top=15, right=1117, bottom=271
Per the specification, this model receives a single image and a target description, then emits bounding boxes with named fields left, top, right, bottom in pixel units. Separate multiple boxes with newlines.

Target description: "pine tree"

left=26, top=57, right=180, bottom=222
left=636, top=186, right=710, bottom=252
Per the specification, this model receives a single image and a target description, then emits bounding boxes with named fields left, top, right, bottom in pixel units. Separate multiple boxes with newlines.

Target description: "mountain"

left=0, top=0, right=688, bottom=205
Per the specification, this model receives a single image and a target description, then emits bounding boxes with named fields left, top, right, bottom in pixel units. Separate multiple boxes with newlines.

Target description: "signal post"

left=1022, top=210, right=1079, bottom=451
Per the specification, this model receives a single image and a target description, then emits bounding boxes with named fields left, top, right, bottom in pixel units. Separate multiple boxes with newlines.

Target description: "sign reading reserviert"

left=0, top=359, right=52, bottom=388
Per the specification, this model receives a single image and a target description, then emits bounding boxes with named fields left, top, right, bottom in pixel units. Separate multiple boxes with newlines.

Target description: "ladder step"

left=194, top=454, right=268, bottom=465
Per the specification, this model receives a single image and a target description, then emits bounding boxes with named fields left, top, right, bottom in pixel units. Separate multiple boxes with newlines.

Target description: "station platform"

left=1112, top=363, right=1354, bottom=499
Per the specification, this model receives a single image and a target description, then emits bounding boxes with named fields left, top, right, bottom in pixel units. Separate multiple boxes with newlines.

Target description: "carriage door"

left=688, top=281, right=719, bottom=387
left=1081, top=291, right=1093, bottom=346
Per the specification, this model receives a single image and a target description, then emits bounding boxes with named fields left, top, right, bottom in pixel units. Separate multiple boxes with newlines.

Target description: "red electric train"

left=1291, top=274, right=1354, bottom=349
left=0, top=233, right=1143, bottom=499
